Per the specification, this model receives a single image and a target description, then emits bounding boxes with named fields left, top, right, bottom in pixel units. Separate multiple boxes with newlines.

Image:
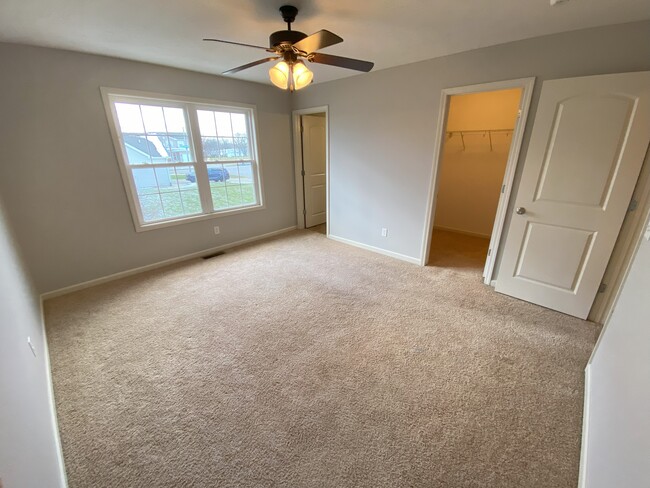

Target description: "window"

left=103, top=89, right=263, bottom=230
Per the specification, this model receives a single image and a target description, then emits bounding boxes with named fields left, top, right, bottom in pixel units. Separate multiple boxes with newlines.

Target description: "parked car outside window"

left=186, top=167, right=230, bottom=183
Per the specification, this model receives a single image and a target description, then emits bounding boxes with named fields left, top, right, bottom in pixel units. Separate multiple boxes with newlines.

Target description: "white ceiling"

left=1, top=0, right=648, bottom=86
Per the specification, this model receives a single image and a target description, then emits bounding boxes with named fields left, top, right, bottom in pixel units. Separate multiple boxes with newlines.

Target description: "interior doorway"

left=292, top=107, right=329, bottom=234
left=423, top=78, right=535, bottom=284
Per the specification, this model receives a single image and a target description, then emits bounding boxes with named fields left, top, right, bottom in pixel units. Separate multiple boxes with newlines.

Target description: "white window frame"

left=101, top=87, right=265, bottom=232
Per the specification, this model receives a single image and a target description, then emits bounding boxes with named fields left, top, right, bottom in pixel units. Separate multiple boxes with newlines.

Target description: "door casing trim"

left=420, top=77, right=535, bottom=286
left=292, top=106, right=329, bottom=233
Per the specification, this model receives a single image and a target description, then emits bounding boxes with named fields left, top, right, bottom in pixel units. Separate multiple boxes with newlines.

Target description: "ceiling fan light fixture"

left=292, top=61, right=313, bottom=90
left=268, top=60, right=313, bottom=91
left=211, top=5, right=372, bottom=87
left=269, top=60, right=290, bottom=89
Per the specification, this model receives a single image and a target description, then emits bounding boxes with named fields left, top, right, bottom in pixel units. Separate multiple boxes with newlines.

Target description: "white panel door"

left=496, top=71, right=650, bottom=319
left=302, top=114, right=327, bottom=228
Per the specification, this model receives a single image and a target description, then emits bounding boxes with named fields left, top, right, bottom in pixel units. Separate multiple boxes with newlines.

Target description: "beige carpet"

left=307, top=223, right=327, bottom=235
left=428, top=228, right=490, bottom=269
left=45, top=230, right=599, bottom=487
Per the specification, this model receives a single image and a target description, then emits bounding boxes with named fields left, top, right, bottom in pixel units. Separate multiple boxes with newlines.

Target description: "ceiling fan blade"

left=309, top=53, right=374, bottom=72
left=292, top=30, right=343, bottom=54
left=223, top=57, right=279, bottom=75
left=204, top=38, right=273, bottom=52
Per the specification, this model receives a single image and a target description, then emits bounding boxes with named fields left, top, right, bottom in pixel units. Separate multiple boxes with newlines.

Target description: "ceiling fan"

left=204, top=5, right=374, bottom=91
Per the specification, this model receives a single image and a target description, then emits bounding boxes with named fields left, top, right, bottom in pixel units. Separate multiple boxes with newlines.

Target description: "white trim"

left=328, top=234, right=421, bottom=265
left=292, top=106, right=329, bottom=235
left=41, top=226, right=296, bottom=300
left=433, top=225, right=491, bottom=239
left=578, top=364, right=592, bottom=488
left=420, top=77, right=536, bottom=288
left=100, top=87, right=260, bottom=111
left=39, top=299, right=69, bottom=487
left=588, top=146, right=650, bottom=324
left=587, top=207, right=650, bottom=367
left=99, top=87, right=265, bottom=233
left=133, top=201, right=265, bottom=232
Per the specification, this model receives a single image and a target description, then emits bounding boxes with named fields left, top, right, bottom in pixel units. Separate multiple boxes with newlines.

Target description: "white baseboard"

left=327, top=234, right=421, bottom=265
left=578, top=364, right=591, bottom=488
left=41, top=226, right=297, bottom=300
left=433, top=225, right=491, bottom=239
left=39, top=299, right=68, bottom=487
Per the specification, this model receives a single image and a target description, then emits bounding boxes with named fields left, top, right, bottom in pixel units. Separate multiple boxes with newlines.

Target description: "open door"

left=496, top=71, right=650, bottom=319
left=301, top=114, right=327, bottom=228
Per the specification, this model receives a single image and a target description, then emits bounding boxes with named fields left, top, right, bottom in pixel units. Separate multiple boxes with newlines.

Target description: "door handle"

left=515, top=207, right=526, bottom=215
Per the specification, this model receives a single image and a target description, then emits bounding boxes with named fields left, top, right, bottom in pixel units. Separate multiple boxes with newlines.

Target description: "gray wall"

left=0, top=43, right=296, bottom=293
left=583, top=216, right=650, bottom=486
left=0, top=196, right=65, bottom=487
left=292, top=21, right=650, bottom=267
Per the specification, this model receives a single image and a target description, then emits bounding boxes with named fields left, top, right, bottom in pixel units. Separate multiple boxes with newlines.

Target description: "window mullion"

left=187, top=104, right=213, bottom=213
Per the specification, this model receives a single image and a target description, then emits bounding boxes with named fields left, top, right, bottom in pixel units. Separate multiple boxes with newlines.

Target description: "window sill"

left=134, top=203, right=265, bottom=232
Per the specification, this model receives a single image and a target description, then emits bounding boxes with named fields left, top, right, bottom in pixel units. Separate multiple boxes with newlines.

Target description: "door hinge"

left=299, top=122, right=304, bottom=133
left=501, top=184, right=506, bottom=194
left=598, top=283, right=607, bottom=293
left=303, top=209, right=306, bottom=215
left=487, top=248, right=492, bottom=256
left=301, top=169, right=305, bottom=176
left=628, top=199, right=638, bottom=213
left=517, top=109, right=522, bottom=118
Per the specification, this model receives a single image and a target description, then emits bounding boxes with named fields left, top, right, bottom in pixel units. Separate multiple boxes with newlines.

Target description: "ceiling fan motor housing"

left=269, top=30, right=307, bottom=49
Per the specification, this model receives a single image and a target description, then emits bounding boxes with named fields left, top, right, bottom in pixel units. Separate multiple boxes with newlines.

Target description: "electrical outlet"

left=381, top=228, right=388, bottom=237
left=214, top=226, right=220, bottom=235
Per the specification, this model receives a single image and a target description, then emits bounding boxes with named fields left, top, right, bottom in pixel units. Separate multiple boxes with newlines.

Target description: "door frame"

left=420, top=77, right=536, bottom=286
left=292, top=106, right=329, bottom=233
left=588, top=144, right=650, bottom=324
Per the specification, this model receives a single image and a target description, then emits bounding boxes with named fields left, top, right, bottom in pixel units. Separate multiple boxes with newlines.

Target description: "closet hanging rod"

left=446, top=128, right=514, bottom=151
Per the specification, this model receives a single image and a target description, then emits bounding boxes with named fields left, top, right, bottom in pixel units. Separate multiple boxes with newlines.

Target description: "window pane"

left=218, top=138, right=235, bottom=159
left=180, top=189, right=202, bottom=214
left=208, top=162, right=256, bottom=210
left=115, top=103, right=144, bottom=133
left=197, top=110, right=217, bottom=136
left=197, top=110, right=253, bottom=162
left=201, top=137, right=219, bottom=161
left=139, top=194, right=165, bottom=222
left=236, top=162, right=256, bottom=205
left=233, top=137, right=250, bottom=158
left=165, top=135, right=192, bottom=163
left=164, top=107, right=186, bottom=133
left=123, top=134, right=154, bottom=165
left=215, top=112, right=232, bottom=137
left=132, top=165, right=201, bottom=223
left=231, top=113, right=248, bottom=137
left=115, top=102, right=193, bottom=165
left=141, top=105, right=166, bottom=133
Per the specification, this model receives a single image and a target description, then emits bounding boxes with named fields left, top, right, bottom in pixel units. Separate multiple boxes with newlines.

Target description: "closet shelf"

left=446, top=128, right=514, bottom=151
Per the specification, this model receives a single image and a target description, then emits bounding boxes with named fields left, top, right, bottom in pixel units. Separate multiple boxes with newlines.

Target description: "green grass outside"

left=138, top=181, right=256, bottom=222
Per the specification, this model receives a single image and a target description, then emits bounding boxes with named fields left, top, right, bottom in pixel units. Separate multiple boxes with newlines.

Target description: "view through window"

left=105, top=91, right=262, bottom=228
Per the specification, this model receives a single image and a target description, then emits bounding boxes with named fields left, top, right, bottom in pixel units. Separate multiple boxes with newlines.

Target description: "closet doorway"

left=422, top=78, right=535, bottom=284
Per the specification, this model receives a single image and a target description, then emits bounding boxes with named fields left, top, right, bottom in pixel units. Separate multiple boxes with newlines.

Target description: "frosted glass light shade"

left=292, top=62, right=313, bottom=90
left=269, top=61, right=290, bottom=89
left=268, top=60, right=313, bottom=91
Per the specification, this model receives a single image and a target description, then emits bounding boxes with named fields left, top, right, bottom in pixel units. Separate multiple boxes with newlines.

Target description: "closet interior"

left=429, top=88, right=522, bottom=270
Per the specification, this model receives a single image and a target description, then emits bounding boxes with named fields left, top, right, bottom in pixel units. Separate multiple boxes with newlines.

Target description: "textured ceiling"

left=1, top=0, right=648, bottom=86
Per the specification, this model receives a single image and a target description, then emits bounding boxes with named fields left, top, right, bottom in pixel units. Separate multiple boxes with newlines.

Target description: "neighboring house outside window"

left=102, top=88, right=264, bottom=231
